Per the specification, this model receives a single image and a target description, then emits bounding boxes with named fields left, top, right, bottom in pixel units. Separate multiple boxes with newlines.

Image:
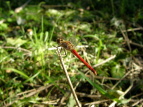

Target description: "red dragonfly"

left=57, top=38, right=97, bottom=75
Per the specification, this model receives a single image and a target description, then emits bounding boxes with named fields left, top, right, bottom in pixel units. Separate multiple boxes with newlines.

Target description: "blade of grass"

left=79, top=71, right=106, bottom=95
left=6, top=68, right=30, bottom=80
left=79, top=71, right=121, bottom=101
left=24, top=70, right=42, bottom=83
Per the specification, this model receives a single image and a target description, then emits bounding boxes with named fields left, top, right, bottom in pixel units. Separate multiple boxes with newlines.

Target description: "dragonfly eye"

left=57, top=38, right=63, bottom=44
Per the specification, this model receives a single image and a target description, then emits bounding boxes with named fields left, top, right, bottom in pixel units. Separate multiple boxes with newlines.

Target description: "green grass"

left=0, top=0, right=143, bottom=106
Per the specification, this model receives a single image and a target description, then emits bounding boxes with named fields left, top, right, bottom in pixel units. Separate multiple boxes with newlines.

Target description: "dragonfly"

left=57, top=38, right=97, bottom=75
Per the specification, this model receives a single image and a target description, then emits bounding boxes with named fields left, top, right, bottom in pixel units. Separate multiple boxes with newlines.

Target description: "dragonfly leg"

left=56, top=46, right=67, bottom=56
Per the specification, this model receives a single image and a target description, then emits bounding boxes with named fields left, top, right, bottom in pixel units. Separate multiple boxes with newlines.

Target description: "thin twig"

left=132, top=98, right=143, bottom=106
left=129, top=40, right=143, bottom=48
left=120, top=28, right=132, bottom=51
left=93, top=55, right=116, bottom=68
left=14, top=0, right=31, bottom=13
left=1, top=46, right=31, bottom=53
left=84, top=99, right=111, bottom=105
left=48, top=45, right=89, bottom=50
left=56, top=47, right=81, bottom=107
left=1, top=45, right=89, bottom=53
left=2, top=85, right=52, bottom=107
left=122, top=27, right=143, bottom=32
left=111, top=69, right=131, bottom=90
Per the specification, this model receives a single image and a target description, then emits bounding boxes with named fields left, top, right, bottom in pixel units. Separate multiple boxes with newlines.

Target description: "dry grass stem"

left=56, top=47, right=81, bottom=107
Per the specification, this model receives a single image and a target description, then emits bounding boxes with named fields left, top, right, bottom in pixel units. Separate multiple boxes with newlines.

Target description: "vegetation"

left=0, top=0, right=143, bottom=106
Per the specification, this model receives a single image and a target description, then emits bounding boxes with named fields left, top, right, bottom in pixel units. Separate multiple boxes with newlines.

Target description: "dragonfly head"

left=56, top=38, right=74, bottom=50
left=56, top=38, right=63, bottom=44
